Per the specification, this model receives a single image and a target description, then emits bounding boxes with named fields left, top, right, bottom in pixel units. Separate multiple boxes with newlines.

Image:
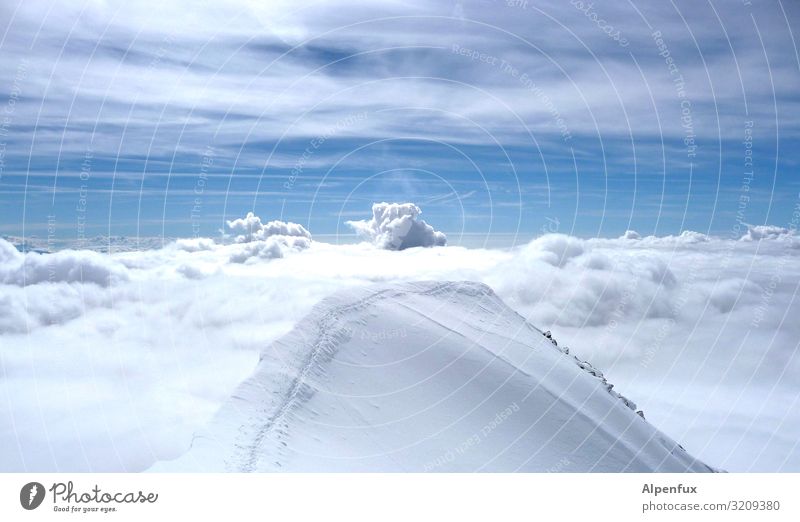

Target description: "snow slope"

left=153, top=281, right=714, bottom=472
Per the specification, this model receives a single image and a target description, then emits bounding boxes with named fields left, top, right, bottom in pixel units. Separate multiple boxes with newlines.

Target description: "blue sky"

left=0, top=0, right=798, bottom=245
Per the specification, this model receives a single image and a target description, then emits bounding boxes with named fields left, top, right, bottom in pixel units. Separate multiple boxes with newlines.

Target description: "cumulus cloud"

left=657, top=230, right=711, bottom=244
left=740, top=224, right=795, bottom=242
left=522, top=234, right=585, bottom=267
left=605, top=230, right=712, bottom=248
left=227, top=236, right=312, bottom=263
left=222, top=212, right=313, bottom=263
left=0, top=237, right=22, bottom=262
left=0, top=238, right=129, bottom=287
left=173, top=237, right=217, bottom=252
left=347, top=202, right=447, bottom=250
left=226, top=212, right=311, bottom=243
left=155, top=213, right=315, bottom=267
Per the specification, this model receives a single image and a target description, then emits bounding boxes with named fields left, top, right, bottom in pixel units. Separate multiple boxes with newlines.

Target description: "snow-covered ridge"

left=154, top=281, right=714, bottom=472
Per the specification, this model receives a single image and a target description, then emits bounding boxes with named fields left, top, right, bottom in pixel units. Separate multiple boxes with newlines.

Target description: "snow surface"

left=153, top=281, right=713, bottom=472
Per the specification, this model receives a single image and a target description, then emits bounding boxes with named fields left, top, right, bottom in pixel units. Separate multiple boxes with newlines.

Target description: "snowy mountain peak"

left=153, top=280, right=713, bottom=472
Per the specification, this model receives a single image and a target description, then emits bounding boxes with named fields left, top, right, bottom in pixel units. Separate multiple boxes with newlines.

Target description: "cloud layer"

left=1, top=209, right=798, bottom=472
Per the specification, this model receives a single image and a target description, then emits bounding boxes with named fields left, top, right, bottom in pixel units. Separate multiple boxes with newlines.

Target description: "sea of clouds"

left=1, top=204, right=798, bottom=472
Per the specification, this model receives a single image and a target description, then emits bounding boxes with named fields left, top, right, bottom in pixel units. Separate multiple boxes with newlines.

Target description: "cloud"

left=347, top=202, right=447, bottom=250
left=522, top=233, right=584, bottom=267
left=0, top=238, right=129, bottom=287
left=227, top=236, right=312, bottom=263
left=221, top=212, right=313, bottom=263
left=5, top=0, right=796, bottom=197
left=174, top=237, right=216, bottom=252
left=226, top=212, right=312, bottom=243
left=740, top=224, right=795, bottom=242
left=605, top=230, right=712, bottom=248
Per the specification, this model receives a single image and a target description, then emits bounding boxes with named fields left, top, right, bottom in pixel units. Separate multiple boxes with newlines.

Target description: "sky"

left=0, top=0, right=799, bottom=244
left=1, top=1, right=799, bottom=473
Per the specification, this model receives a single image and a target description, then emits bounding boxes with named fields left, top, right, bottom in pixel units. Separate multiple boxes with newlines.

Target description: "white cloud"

left=222, top=212, right=313, bottom=262
left=740, top=224, right=795, bottom=242
left=520, top=233, right=584, bottom=267
left=226, top=212, right=312, bottom=243
left=227, top=236, right=312, bottom=263
left=0, top=238, right=129, bottom=287
left=347, top=202, right=447, bottom=250
left=173, top=237, right=216, bottom=252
